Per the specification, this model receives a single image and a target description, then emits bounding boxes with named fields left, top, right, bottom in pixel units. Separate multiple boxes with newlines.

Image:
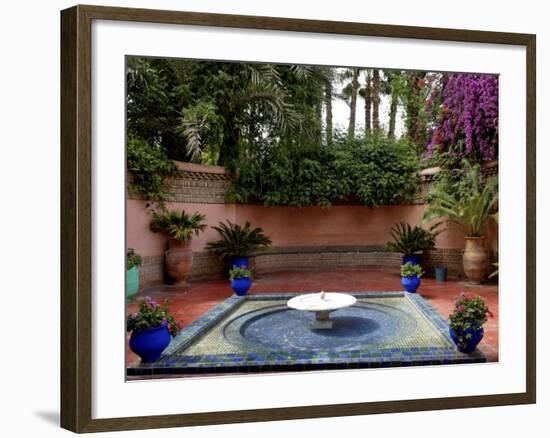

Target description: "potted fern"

left=401, top=262, right=424, bottom=293
left=384, top=221, right=441, bottom=265
left=423, top=163, right=498, bottom=284
left=206, top=221, right=272, bottom=271
left=150, top=209, right=207, bottom=286
left=126, top=248, right=142, bottom=301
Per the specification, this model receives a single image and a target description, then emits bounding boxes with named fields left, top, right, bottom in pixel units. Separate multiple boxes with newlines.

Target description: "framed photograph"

left=60, top=4, right=536, bottom=433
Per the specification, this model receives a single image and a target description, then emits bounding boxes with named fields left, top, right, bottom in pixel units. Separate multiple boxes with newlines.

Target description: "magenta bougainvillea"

left=428, top=74, right=499, bottom=161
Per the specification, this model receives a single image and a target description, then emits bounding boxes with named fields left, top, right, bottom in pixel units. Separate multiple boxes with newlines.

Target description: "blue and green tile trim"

left=127, top=292, right=486, bottom=376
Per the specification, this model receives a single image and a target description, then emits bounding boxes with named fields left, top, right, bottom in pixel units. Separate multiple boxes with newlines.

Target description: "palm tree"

left=176, top=63, right=309, bottom=165
left=423, top=163, right=497, bottom=284
left=423, top=163, right=498, bottom=237
left=385, top=71, right=401, bottom=138
left=314, top=66, right=336, bottom=144
left=359, top=70, right=372, bottom=135
left=206, top=221, right=272, bottom=259
left=372, top=70, right=381, bottom=132
left=150, top=209, right=207, bottom=241
left=340, top=68, right=361, bottom=139
left=324, top=78, right=334, bottom=144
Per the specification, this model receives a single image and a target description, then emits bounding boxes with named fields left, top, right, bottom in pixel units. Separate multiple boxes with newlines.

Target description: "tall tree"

left=385, top=71, right=403, bottom=138
left=359, top=70, right=372, bottom=135
left=324, top=79, right=333, bottom=144
left=341, top=68, right=360, bottom=139
left=314, top=66, right=336, bottom=145
left=372, top=69, right=381, bottom=131
left=402, top=71, right=429, bottom=153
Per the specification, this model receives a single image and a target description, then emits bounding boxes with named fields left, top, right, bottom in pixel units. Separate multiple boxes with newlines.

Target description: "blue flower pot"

left=231, top=277, right=252, bottom=296
left=230, top=256, right=249, bottom=269
left=402, top=255, right=420, bottom=265
left=129, top=323, right=171, bottom=363
left=126, top=266, right=140, bottom=301
left=450, top=326, right=484, bottom=353
left=401, top=275, right=421, bottom=293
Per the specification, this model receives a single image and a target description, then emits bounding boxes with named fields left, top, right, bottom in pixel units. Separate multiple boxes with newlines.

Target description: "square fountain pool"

left=127, top=292, right=486, bottom=376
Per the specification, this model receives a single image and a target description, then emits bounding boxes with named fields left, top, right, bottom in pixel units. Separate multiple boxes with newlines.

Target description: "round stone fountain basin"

left=287, top=292, right=357, bottom=329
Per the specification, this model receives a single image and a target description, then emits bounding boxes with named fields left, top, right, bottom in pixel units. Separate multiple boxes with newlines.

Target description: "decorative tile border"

left=127, top=292, right=486, bottom=376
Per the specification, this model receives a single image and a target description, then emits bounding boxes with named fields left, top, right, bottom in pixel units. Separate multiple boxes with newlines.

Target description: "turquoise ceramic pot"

left=126, top=266, right=140, bottom=301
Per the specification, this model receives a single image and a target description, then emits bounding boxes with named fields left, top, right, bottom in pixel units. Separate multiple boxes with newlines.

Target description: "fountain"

left=286, top=291, right=357, bottom=329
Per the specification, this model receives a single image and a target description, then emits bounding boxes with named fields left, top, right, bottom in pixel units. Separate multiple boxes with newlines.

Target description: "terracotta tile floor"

left=126, top=269, right=499, bottom=369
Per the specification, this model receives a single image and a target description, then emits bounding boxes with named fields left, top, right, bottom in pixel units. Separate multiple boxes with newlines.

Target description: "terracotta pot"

left=462, top=237, right=489, bottom=284
left=165, top=239, right=193, bottom=286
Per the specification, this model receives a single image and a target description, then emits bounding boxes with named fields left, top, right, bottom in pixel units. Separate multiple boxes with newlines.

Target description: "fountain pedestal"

left=287, top=292, right=357, bottom=329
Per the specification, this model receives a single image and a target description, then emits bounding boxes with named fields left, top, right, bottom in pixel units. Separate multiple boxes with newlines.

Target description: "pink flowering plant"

left=449, top=293, right=492, bottom=347
left=428, top=73, right=498, bottom=162
left=126, top=296, right=182, bottom=337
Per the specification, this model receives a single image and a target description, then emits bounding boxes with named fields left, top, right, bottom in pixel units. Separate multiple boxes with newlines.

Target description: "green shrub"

left=229, top=266, right=253, bottom=280
left=150, top=209, right=207, bottom=241
left=227, top=134, right=419, bottom=207
left=206, top=221, right=272, bottom=259
left=384, top=221, right=442, bottom=256
left=423, top=160, right=498, bottom=237
left=126, top=248, right=142, bottom=270
left=127, top=137, right=179, bottom=206
left=401, top=262, right=424, bottom=278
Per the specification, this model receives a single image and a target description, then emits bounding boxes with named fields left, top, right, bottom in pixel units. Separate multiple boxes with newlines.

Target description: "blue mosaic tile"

left=128, top=291, right=486, bottom=376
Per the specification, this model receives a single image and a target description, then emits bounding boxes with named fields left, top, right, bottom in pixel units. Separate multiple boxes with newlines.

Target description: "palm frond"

left=385, top=221, right=440, bottom=256
left=423, top=167, right=498, bottom=237
left=206, top=220, right=272, bottom=258
left=150, top=209, right=207, bottom=241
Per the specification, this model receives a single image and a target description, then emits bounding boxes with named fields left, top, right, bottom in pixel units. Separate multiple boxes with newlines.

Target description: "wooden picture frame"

left=60, top=4, right=536, bottom=433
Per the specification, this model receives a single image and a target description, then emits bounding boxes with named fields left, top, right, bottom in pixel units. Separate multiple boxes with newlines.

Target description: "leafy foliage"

left=423, top=161, right=498, bottom=237
left=126, top=248, right=142, bottom=270
left=229, top=266, right=253, bottom=280
left=127, top=137, right=179, bottom=206
left=127, top=57, right=323, bottom=166
left=228, top=134, right=419, bottom=207
left=489, top=213, right=499, bottom=279
left=174, top=100, right=224, bottom=163
left=428, top=74, right=499, bottom=161
left=206, top=221, right=272, bottom=258
left=400, top=262, right=424, bottom=278
left=126, top=297, right=182, bottom=337
left=150, top=209, right=207, bottom=241
left=384, top=221, right=442, bottom=256
left=449, top=293, right=491, bottom=346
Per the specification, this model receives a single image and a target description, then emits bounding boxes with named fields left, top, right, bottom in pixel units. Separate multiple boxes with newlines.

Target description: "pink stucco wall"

left=127, top=199, right=469, bottom=257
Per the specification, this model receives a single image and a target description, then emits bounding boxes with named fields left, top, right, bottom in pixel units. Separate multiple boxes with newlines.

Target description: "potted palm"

left=126, top=297, right=182, bottom=362
left=206, top=221, right=272, bottom=271
left=229, top=266, right=253, bottom=296
left=449, top=293, right=491, bottom=353
left=384, top=221, right=441, bottom=265
left=423, top=164, right=498, bottom=284
left=150, top=209, right=207, bottom=286
left=401, top=262, right=424, bottom=293
left=126, top=248, right=142, bottom=301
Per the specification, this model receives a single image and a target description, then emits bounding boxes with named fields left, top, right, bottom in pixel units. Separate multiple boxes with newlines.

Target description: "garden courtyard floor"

left=126, top=269, right=499, bottom=370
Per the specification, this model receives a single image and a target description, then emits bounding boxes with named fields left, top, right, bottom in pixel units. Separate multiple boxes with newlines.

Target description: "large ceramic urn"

left=165, top=239, right=193, bottom=287
left=462, top=237, right=489, bottom=284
